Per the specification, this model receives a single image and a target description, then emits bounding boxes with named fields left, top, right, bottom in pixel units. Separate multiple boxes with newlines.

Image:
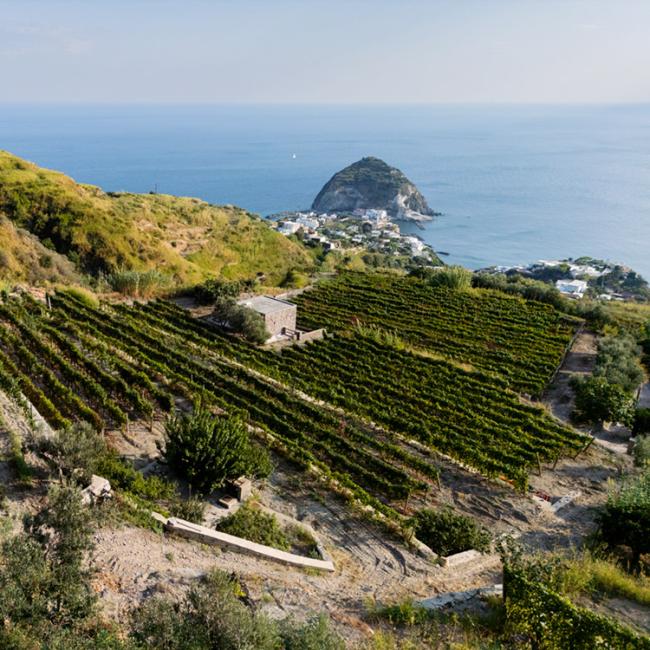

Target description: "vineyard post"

left=535, top=453, right=542, bottom=476
left=573, top=437, right=594, bottom=460
left=552, top=454, right=560, bottom=471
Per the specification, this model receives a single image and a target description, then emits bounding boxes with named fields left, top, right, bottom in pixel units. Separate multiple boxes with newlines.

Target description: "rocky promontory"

left=311, top=156, right=436, bottom=221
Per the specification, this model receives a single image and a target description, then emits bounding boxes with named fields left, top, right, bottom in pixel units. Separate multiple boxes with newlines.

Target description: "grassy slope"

left=0, top=214, right=83, bottom=286
left=0, top=151, right=313, bottom=286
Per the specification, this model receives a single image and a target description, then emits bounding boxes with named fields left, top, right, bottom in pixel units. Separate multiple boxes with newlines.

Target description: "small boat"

left=436, top=251, right=450, bottom=256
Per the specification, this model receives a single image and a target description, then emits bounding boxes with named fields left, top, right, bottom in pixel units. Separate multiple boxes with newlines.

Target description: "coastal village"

left=270, top=208, right=440, bottom=263
left=480, top=257, right=650, bottom=301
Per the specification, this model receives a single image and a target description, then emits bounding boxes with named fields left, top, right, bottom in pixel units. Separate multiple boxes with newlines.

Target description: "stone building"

left=238, top=296, right=297, bottom=338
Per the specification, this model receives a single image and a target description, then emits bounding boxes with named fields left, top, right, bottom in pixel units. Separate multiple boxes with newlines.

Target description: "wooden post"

left=536, top=453, right=542, bottom=476
left=552, top=454, right=560, bottom=471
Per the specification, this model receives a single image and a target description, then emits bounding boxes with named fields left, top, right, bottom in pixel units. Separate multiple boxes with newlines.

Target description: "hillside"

left=312, top=156, right=436, bottom=219
left=0, top=151, right=313, bottom=286
left=0, top=214, right=83, bottom=286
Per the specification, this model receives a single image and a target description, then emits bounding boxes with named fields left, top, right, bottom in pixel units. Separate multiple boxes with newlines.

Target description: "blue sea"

left=1, top=103, right=649, bottom=278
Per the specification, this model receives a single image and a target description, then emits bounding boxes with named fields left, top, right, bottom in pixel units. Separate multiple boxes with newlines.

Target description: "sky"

left=1, top=0, right=650, bottom=104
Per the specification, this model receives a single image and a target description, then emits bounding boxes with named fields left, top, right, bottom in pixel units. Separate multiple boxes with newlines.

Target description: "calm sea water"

left=1, top=104, right=649, bottom=277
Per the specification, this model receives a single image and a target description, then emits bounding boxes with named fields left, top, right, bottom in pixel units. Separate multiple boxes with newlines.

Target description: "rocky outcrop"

left=312, top=156, right=436, bottom=220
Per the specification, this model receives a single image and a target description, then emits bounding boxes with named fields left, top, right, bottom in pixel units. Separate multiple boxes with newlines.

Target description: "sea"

left=1, top=103, right=649, bottom=278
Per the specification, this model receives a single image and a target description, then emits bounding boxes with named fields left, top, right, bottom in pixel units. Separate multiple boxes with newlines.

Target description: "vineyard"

left=125, top=299, right=588, bottom=491
left=0, top=293, right=446, bottom=523
left=291, top=272, right=581, bottom=395
left=0, top=282, right=588, bottom=522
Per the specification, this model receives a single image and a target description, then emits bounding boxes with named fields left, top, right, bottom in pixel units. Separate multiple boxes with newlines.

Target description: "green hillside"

left=0, top=151, right=313, bottom=287
left=0, top=214, right=83, bottom=286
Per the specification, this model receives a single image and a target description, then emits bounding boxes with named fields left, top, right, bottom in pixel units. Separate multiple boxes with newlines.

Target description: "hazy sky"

left=2, top=0, right=650, bottom=104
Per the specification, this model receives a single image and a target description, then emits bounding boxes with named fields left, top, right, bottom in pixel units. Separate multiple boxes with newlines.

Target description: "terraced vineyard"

left=0, top=284, right=587, bottom=518
left=0, top=293, right=446, bottom=523
left=292, top=273, right=581, bottom=395
left=127, top=299, right=588, bottom=491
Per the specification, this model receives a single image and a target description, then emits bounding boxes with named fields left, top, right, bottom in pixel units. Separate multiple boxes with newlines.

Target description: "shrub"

left=598, top=470, right=650, bottom=571
left=163, top=409, right=271, bottom=494
left=571, top=376, right=636, bottom=426
left=410, top=507, right=491, bottom=557
left=169, top=495, right=206, bottom=524
left=131, top=570, right=344, bottom=649
left=95, top=453, right=176, bottom=501
left=217, top=503, right=290, bottom=550
left=633, top=436, right=650, bottom=468
left=634, top=408, right=650, bottom=436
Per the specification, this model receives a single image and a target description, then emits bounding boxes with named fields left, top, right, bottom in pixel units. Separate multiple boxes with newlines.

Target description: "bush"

left=95, top=453, right=177, bottom=501
left=217, top=503, right=290, bottom=551
left=169, top=495, right=206, bottom=524
left=634, top=408, right=650, bottom=436
left=410, top=507, right=491, bottom=557
left=163, top=409, right=271, bottom=494
left=633, top=436, right=650, bottom=468
left=598, top=470, right=650, bottom=571
left=571, top=376, right=636, bottom=426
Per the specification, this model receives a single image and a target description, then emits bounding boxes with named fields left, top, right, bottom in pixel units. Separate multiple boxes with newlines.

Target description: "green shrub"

left=598, top=470, right=650, bottom=571
left=95, top=453, right=176, bottom=501
left=571, top=376, right=636, bottom=426
left=39, top=422, right=107, bottom=484
left=633, top=436, right=650, bottom=468
left=169, top=495, right=206, bottom=524
left=163, top=409, right=271, bottom=494
left=410, top=507, right=491, bottom=557
left=594, top=333, right=645, bottom=393
left=217, top=503, right=290, bottom=551
left=634, top=408, right=650, bottom=436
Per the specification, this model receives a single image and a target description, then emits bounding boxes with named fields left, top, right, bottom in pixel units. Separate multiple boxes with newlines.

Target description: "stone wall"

left=264, top=305, right=297, bottom=336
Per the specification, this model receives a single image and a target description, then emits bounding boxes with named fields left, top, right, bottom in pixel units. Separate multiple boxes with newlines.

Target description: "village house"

left=555, top=279, right=588, bottom=299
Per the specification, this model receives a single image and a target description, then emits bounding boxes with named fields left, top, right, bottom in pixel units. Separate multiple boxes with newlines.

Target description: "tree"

left=27, top=483, right=96, bottom=624
left=38, top=422, right=107, bottom=484
left=571, top=376, right=636, bottom=426
left=0, top=483, right=97, bottom=635
left=211, top=298, right=269, bottom=344
left=162, top=409, right=271, bottom=494
left=594, top=334, right=644, bottom=393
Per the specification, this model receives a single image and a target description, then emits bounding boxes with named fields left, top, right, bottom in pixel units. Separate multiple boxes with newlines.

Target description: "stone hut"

left=238, top=296, right=297, bottom=338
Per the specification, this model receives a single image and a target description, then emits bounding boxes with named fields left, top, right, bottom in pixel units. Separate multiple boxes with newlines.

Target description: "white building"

left=556, top=279, right=588, bottom=299
left=277, top=221, right=302, bottom=236
left=296, top=215, right=319, bottom=230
